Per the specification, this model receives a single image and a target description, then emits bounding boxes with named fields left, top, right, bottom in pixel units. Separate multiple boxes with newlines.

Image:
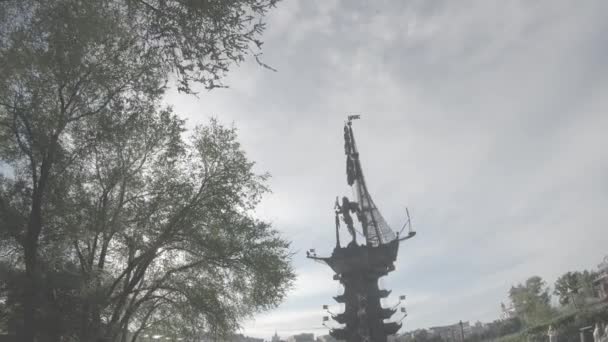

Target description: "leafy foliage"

left=499, top=303, right=608, bottom=342
left=553, top=270, right=598, bottom=306
left=508, top=276, right=555, bottom=326
left=0, top=0, right=290, bottom=341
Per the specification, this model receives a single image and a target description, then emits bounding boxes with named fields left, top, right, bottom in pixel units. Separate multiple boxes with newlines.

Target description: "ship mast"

left=345, top=116, right=382, bottom=245
left=345, top=116, right=402, bottom=246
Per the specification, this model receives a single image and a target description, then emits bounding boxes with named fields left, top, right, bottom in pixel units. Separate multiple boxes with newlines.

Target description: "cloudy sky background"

left=163, top=0, right=608, bottom=339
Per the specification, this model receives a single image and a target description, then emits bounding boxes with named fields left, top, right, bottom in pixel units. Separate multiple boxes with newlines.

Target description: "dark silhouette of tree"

left=0, top=0, right=288, bottom=341
left=554, top=270, right=598, bottom=306
left=509, top=276, right=555, bottom=326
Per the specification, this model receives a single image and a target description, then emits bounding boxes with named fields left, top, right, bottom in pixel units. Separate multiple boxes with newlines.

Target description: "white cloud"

left=162, top=0, right=608, bottom=338
left=288, top=267, right=338, bottom=299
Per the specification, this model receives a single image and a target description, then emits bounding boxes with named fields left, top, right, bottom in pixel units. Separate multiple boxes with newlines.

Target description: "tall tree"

left=0, top=0, right=284, bottom=341
left=508, top=276, right=555, bottom=326
left=75, top=115, right=294, bottom=342
left=554, top=270, right=598, bottom=307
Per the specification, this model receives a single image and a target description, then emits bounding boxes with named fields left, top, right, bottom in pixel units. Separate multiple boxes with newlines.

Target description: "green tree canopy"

left=509, top=276, right=555, bottom=326
left=0, top=0, right=290, bottom=341
left=554, top=270, right=598, bottom=306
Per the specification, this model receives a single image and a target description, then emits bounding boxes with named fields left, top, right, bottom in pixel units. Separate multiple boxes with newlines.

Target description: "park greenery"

left=401, top=264, right=606, bottom=342
left=463, top=270, right=606, bottom=342
left=0, top=1, right=295, bottom=342
left=488, top=271, right=604, bottom=342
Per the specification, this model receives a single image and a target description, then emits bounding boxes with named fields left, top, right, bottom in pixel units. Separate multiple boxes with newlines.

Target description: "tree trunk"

left=23, top=195, right=43, bottom=342
left=23, top=251, right=37, bottom=342
left=23, top=144, right=54, bottom=342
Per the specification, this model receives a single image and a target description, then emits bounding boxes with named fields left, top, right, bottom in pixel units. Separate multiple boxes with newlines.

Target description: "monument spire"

left=308, top=117, right=415, bottom=342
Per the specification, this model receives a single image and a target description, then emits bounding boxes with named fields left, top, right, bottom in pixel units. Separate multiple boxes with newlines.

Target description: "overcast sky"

left=163, top=0, right=608, bottom=339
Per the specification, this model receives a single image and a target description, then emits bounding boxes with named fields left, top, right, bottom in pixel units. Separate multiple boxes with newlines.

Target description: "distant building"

left=287, top=333, right=315, bottom=342
left=230, top=334, right=264, bottom=342
left=315, top=335, right=337, bottom=342
left=396, top=329, right=435, bottom=342
left=428, top=321, right=471, bottom=341
left=594, top=255, right=608, bottom=301
left=500, top=302, right=517, bottom=320
left=271, top=331, right=284, bottom=342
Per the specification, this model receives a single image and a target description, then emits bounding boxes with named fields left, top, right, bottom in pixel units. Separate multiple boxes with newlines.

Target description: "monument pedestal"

left=321, top=240, right=401, bottom=342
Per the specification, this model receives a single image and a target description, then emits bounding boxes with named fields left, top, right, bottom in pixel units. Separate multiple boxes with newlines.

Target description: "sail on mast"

left=344, top=117, right=396, bottom=246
